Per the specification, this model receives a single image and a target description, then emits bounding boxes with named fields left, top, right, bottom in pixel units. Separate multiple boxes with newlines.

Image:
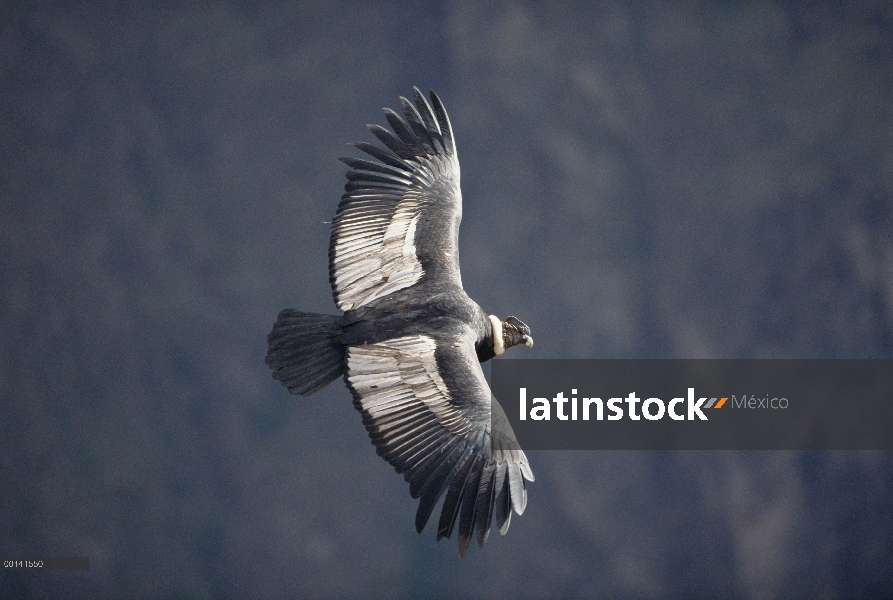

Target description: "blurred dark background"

left=2, top=1, right=892, bottom=597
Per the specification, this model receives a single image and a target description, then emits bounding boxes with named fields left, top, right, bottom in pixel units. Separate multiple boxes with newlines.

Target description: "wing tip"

left=427, top=89, right=455, bottom=156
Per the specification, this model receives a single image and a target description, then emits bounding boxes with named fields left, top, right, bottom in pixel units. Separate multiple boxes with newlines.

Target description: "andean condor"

left=266, top=88, right=535, bottom=557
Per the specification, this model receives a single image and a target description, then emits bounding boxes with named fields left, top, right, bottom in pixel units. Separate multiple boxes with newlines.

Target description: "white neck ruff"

left=488, top=315, right=505, bottom=356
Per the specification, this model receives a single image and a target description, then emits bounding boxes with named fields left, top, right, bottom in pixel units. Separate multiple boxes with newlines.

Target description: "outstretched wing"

left=330, top=88, right=463, bottom=311
left=345, top=327, right=534, bottom=557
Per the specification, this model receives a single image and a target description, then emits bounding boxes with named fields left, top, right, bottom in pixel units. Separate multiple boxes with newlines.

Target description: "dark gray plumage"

left=266, top=88, right=534, bottom=557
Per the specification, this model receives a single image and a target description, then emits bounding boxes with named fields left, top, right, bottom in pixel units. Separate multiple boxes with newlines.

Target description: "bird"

left=266, top=88, right=535, bottom=557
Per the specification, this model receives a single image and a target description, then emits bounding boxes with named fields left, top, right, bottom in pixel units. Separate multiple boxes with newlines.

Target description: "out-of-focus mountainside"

left=1, top=2, right=891, bottom=597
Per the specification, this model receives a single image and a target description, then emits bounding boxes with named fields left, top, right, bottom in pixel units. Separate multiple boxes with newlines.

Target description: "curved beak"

left=522, top=335, right=534, bottom=348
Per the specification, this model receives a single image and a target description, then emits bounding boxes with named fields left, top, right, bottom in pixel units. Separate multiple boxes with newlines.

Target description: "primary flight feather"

left=266, top=88, right=534, bottom=557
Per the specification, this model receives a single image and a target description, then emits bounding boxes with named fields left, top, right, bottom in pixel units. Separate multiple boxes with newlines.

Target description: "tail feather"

left=266, top=309, right=345, bottom=395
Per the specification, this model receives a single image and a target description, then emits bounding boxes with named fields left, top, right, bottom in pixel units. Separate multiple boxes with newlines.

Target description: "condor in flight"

left=266, top=88, right=534, bottom=557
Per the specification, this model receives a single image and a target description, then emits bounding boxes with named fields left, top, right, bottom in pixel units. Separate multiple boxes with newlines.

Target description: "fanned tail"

left=266, top=309, right=345, bottom=395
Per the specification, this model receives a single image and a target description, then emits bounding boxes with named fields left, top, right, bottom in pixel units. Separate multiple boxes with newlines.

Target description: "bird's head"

left=488, top=315, right=534, bottom=356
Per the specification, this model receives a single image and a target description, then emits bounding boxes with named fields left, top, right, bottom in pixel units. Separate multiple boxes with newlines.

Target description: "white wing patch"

left=347, top=335, right=468, bottom=435
left=353, top=201, right=424, bottom=307
left=330, top=145, right=462, bottom=312
left=331, top=185, right=431, bottom=312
